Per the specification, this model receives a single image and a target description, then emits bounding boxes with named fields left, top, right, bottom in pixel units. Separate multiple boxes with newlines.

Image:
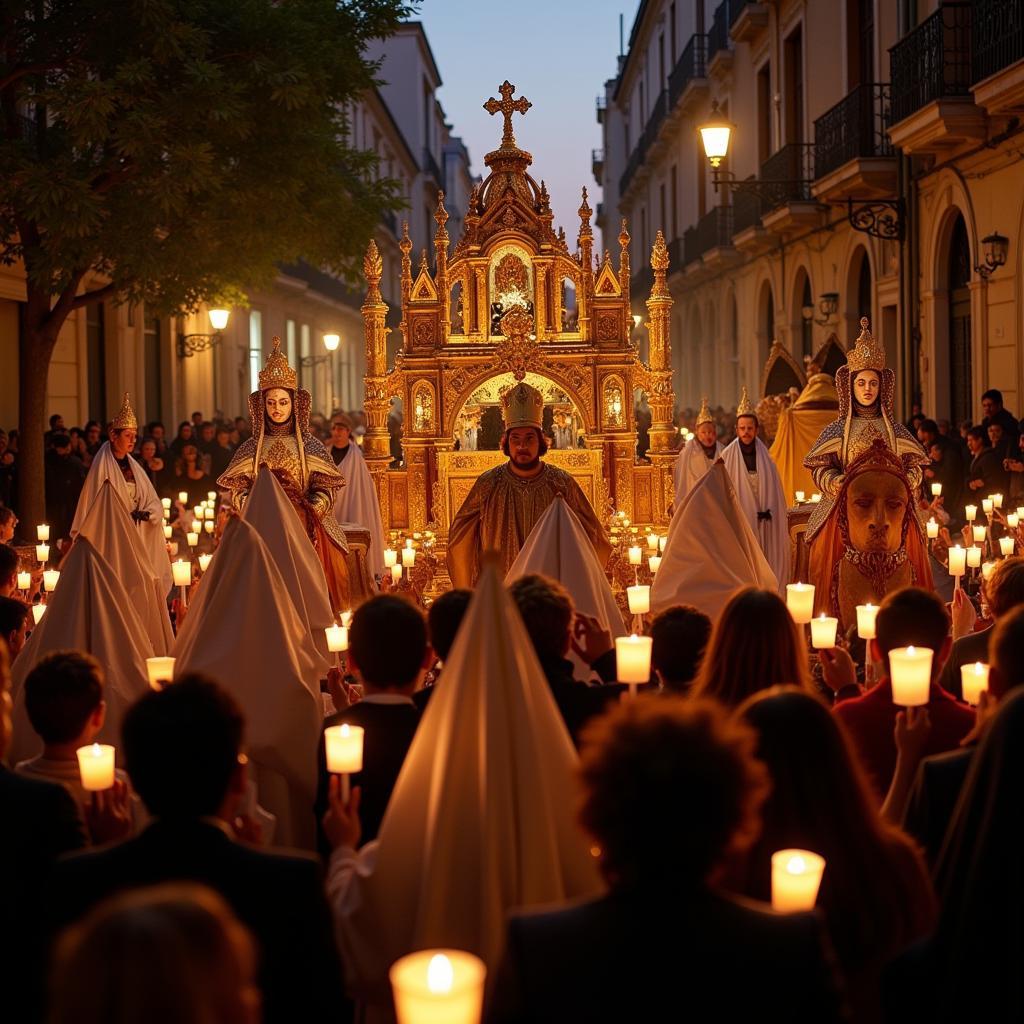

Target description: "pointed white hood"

left=333, top=443, right=387, bottom=579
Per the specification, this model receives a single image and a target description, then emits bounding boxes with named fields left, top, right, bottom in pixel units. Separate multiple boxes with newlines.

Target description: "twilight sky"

left=415, top=0, right=640, bottom=250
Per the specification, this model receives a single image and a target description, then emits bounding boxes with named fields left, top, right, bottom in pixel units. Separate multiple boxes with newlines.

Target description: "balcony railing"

left=732, top=188, right=764, bottom=234
left=669, top=34, right=708, bottom=108
left=422, top=146, right=444, bottom=187
left=632, top=265, right=655, bottom=298
left=760, top=143, right=815, bottom=208
left=591, top=148, right=604, bottom=179
left=596, top=95, right=607, bottom=123
left=708, top=0, right=734, bottom=62
left=973, top=0, right=1024, bottom=83
left=619, top=89, right=667, bottom=195
left=667, top=237, right=685, bottom=273
left=890, top=3, right=973, bottom=124
left=814, top=83, right=893, bottom=179
left=683, top=205, right=735, bottom=264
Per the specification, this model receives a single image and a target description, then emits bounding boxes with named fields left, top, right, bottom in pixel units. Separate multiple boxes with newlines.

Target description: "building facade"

left=596, top=0, right=1024, bottom=425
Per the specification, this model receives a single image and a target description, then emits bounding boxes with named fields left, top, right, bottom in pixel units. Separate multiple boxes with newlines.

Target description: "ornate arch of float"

left=359, top=82, right=677, bottom=588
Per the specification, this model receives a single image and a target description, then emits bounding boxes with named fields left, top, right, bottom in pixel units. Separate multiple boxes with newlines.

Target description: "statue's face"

left=265, top=388, right=293, bottom=424
left=846, top=469, right=906, bottom=553
left=696, top=422, right=717, bottom=447
left=736, top=416, right=757, bottom=444
left=853, top=370, right=881, bottom=407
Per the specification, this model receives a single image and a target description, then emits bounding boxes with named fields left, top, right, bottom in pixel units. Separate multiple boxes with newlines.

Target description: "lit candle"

left=627, top=545, right=643, bottom=566
left=36, top=523, right=50, bottom=541
left=795, top=490, right=805, bottom=504
left=204, top=506, right=215, bottom=520
left=17, top=571, right=31, bottom=591
left=983, top=498, right=994, bottom=515
left=193, top=505, right=203, bottom=520
left=164, top=524, right=173, bottom=539
left=931, top=482, right=942, bottom=497
left=163, top=507, right=170, bottom=520
left=615, top=634, right=652, bottom=689
left=31, top=604, right=46, bottom=624
left=186, top=532, right=199, bottom=547
left=36, top=543, right=49, bottom=564
left=889, top=646, right=933, bottom=706
left=391, top=564, right=403, bottom=584
left=405, top=538, right=414, bottom=550
left=771, top=849, right=826, bottom=912
left=960, top=662, right=989, bottom=706
left=855, top=603, right=877, bottom=639
left=622, top=517, right=630, bottom=528
left=325, top=623, right=349, bottom=653
left=648, top=555, right=661, bottom=574
left=810, top=614, right=838, bottom=650
left=76, top=743, right=116, bottom=791
left=982, top=560, right=996, bottom=581
left=207, top=491, right=217, bottom=502
left=340, top=609, right=353, bottom=628
left=1008, top=513, right=1020, bottom=529
left=785, top=582, right=815, bottom=624
left=1017, top=506, right=1024, bottom=519
left=659, top=535, right=667, bottom=553
left=926, top=518, right=939, bottom=539
left=972, top=524, right=987, bottom=544
left=384, top=548, right=398, bottom=568
left=146, top=656, right=176, bottom=690
left=626, top=585, right=650, bottom=615
left=390, top=949, right=486, bottom=1024
left=402, top=547, right=416, bottom=568
left=967, top=545, right=982, bottom=568
left=810, top=492, right=822, bottom=503
left=965, top=504, right=977, bottom=522
left=178, top=491, right=188, bottom=503
left=204, top=520, right=214, bottom=534
left=198, top=552, right=213, bottom=572
left=324, top=723, right=364, bottom=800
left=993, top=493, right=1004, bottom=509
left=1000, top=535, right=1015, bottom=556
left=171, top=559, right=192, bottom=587
left=646, top=532, right=659, bottom=552
left=948, top=545, right=967, bottom=578
left=161, top=497, right=171, bottom=510
left=42, top=569, right=59, bottom=592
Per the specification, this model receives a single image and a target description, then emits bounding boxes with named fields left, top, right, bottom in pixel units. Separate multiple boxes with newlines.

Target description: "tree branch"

left=69, top=281, right=118, bottom=311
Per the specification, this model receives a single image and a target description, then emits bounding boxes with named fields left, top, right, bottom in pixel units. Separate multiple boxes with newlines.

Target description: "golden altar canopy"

left=360, top=81, right=678, bottom=574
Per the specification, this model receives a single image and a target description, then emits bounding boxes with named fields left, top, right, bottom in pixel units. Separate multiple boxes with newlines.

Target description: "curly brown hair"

left=508, top=574, right=573, bottom=662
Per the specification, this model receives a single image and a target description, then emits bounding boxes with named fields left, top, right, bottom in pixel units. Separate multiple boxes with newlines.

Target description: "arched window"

left=947, top=215, right=972, bottom=426
left=800, top=273, right=813, bottom=358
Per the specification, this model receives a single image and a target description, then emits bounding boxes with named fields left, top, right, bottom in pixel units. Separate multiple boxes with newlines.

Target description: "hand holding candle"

left=889, top=646, right=933, bottom=706
left=961, top=662, right=989, bottom=706
left=145, top=656, right=176, bottom=690
left=771, top=850, right=826, bottom=911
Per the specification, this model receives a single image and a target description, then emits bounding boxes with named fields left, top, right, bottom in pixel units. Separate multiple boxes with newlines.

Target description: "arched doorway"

left=947, top=214, right=972, bottom=427
left=794, top=267, right=813, bottom=360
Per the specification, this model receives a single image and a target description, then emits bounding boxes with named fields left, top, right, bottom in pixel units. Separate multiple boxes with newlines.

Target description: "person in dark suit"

left=487, top=698, right=846, bottom=1023
left=316, top=595, right=430, bottom=854
left=50, top=674, right=350, bottom=1024
left=414, top=587, right=472, bottom=713
left=965, top=426, right=1009, bottom=497
left=0, top=640, right=88, bottom=1024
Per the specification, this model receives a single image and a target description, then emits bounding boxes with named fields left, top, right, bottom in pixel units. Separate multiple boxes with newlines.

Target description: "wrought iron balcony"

left=596, top=95, right=607, bottom=124
left=973, top=0, right=1024, bottom=83
left=667, top=237, right=685, bottom=274
left=683, top=205, right=735, bottom=265
left=708, top=0, right=734, bottom=62
left=669, top=34, right=708, bottom=108
left=619, top=89, right=667, bottom=196
left=592, top=148, right=604, bottom=180
left=731, top=188, right=765, bottom=235
left=814, top=84, right=894, bottom=180
left=759, top=143, right=815, bottom=208
left=890, top=3, right=973, bottom=124
left=421, top=146, right=444, bottom=187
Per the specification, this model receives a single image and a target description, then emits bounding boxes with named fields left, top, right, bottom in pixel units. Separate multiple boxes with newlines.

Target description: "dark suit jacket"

left=968, top=448, right=1009, bottom=495
left=936, top=626, right=991, bottom=701
left=51, top=819, right=349, bottom=1024
left=487, top=887, right=846, bottom=1023
left=316, top=699, right=420, bottom=853
left=903, top=746, right=975, bottom=868
left=537, top=652, right=625, bottom=746
left=1, top=768, right=87, bottom=1024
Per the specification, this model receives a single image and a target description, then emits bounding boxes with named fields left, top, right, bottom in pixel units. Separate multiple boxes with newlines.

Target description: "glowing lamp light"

left=972, top=524, right=987, bottom=544
left=186, top=532, right=199, bottom=548
left=389, top=949, right=486, bottom=1024
left=340, top=609, right=353, bottom=628
left=323, top=332, right=340, bottom=352
left=208, top=491, right=217, bottom=502
left=983, top=498, right=994, bottom=516
left=161, top=498, right=172, bottom=510
left=42, top=569, right=60, bottom=592
left=391, top=564, right=403, bottom=584
left=926, top=518, right=939, bottom=539
left=965, top=504, right=977, bottom=523
left=982, top=561, right=996, bottom=581
left=17, top=571, right=32, bottom=591
left=36, top=543, right=49, bottom=564
left=698, top=100, right=735, bottom=168
left=659, top=535, right=667, bottom=553
left=967, top=545, right=982, bottom=569
left=208, top=307, right=230, bottom=331
left=171, top=560, right=192, bottom=587
left=771, top=850, right=826, bottom=912
left=178, top=491, right=189, bottom=504
left=648, top=555, right=662, bottom=574
left=889, top=646, right=933, bottom=707
left=198, top=552, right=213, bottom=572
left=77, top=743, right=116, bottom=791
left=646, top=532, right=659, bottom=552
left=1000, top=535, right=1016, bottom=557
left=785, top=582, right=815, bottom=625
left=384, top=548, right=398, bottom=568
left=1008, top=513, right=1020, bottom=529
left=948, top=545, right=967, bottom=577
left=993, top=493, right=1004, bottom=509
left=204, top=520, right=214, bottom=534
left=931, top=482, right=942, bottom=497
left=961, top=662, right=989, bottom=706
left=627, top=545, right=643, bottom=566
left=164, top=525, right=173, bottom=539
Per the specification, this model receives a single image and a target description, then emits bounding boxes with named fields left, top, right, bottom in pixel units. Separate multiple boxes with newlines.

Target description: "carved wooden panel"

left=387, top=472, right=409, bottom=529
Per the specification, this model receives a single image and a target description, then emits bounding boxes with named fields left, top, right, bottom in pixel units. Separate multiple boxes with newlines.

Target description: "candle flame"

left=786, top=855, right=807, bottom=874
left=426, top=953, right=454, bottom=994
left=91, top=743, right=102, bottom=757
left=974, top=662, right=984, bottom=675
left=907, top=646, right=916, bottom=655
left=340, top=724, right=350, bottom=737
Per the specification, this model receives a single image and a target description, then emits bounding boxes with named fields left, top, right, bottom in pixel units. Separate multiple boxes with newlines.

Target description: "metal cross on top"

left=484, top=81, right=531, bottom=149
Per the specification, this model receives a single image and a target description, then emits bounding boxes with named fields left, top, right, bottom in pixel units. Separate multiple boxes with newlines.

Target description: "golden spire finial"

left=846, top=315, right=886, bottom=373
left=736, top=385, right=754, bottom=417
left=419, top=248, right=429, bottom=274
left=364, top=238, right=383, bottom=304
left=399, top=221, right=411, bottom=256
left=258, top=336, right=298, bottom=392
left=618, top=218, right=630, bottom=249
left=434, top=191, right=448, bottom=239
left=483, top=80, right=531, bottom=149
left=578, top=185, right=592, bottom=224
left=651, top=229, right=669, bottom=273
left=111, top=392, right=137, bottom=430
left=695, top=396, right=713, bottom=428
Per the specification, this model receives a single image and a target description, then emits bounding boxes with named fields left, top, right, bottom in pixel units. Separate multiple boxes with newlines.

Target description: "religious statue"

left=447, top=381, right=611, bottom=587
left=672, top=396, right=722, bottom=508
left=552, top=407, right=575, bottom=450
left=218, top=337, right=351, bottom=610
left=803, top=318, right=931, bottom=620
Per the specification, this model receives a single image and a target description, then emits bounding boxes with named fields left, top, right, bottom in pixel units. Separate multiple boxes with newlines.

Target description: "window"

left=659, top=184, right=666, bottom=240
left=143, top=316, right=162, bottom=423
left=757, top=63, right=772, bottom=163
left=286, top=319, right=297, bottom=370
left=801, top=274, right=813, bottom=358
left=784, top=27, right=804, bottom=145
left=659, top=34, right=665, bottom=89
left=670, top=165, right=678, bottom=240
left=249, top=311, right=263, bottom=394
left=86, top=301, right=107, bottom=424
left=670, top=3, right=676, bottom=60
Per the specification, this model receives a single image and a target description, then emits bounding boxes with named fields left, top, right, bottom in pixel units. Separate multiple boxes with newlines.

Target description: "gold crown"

left=695, top=396, right=713, bottom=428
left=846, top=317, right=886, bottom=373
left=501, top=381, right=544, bottom=430
left=111, top=392, right=137, bottom=430
left=736, top=385, right=754, bottom=417
left=258, top=336, right=298, bottom=392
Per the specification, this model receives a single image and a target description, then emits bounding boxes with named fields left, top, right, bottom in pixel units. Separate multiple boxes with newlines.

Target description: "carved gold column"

left=577, top=187, right=594, bottom=342
left=434, top=192, right=450, bottom=339
left=475, top=264, right=488, bottom=339
left=399, top=222, right=412, bottom=349
left=645, top=231, right=677, bottom=523
left=534, top=264, right=547, bottom=342
left=362, top=239, right=392, bottom=531
left=618, top=219, right=631, bottom=312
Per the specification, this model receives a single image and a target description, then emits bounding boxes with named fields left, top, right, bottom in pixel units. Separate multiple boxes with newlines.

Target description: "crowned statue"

left=218, top=337, right=351, bottom=610
left=803, top=318, right=932, bottom=622
left=672, top=396, right=723, bottom=508
left=447, top=380, right=610, bottom=588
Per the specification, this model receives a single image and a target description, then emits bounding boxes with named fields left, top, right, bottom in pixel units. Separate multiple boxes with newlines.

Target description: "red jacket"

left=833, top=677, right=975, bottom=800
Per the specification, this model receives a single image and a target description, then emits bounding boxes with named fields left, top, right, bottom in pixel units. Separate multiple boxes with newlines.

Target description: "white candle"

left=146, top=656, right=176, bottom=690
left=1000, top=535, right=1015, bottom=556
left=627, top=545, right=643, bottom=566
left=171, top=559, right=192, bottom=587
left=931, top=482, right=942, bottom=497
left=163, top=524, right=173, bottom=539
left=646, top=532, right=659, bottom=552
left=855, top=603, right=878, bottom=640
left=926, top=518, right=939, bottom=539
left=615, top=634, right=653, bottom=684
left=967, top=545, right=982, bottom=568
left=1017, top=506, right=1024, bottom=519
left=204, top=520, right=214, bottom=534
left=384, top=548, right=398, bottom=568
left=31, top=603, right=46, bottom=624
left=810, top=614, right=838, bottom=650
left=795, top=490, right=805, bottom=504
left=207, top=491, right=217, bottom=502
left=17, top=571, right=31, bottom=591
left=1008, top=513, right=1020, bottom=529
left=993, top=493, right=1004, bottom=509
left=626, top=585, right=650, bottom=615
left=36, top=523, right=50, bottom=541
left=163, top=507, right=170, bottom=520
left=961, top=662, right=989, bottom=706
left=36, top=543, right=49, bottom=564
left=198, top=552, right=213, bottom=572
left=340, top=609, right=353, bottom=628
left=42, top=569, right=59, bottom=592
left=785, top=582, right=815, bottom=624
left=659, top=535, right=667, bottom=553
left=161, top=497, right=171, bottom=510
left=972, top=524, right=987, bottom=544
left=965, top=504, right=977, bottom=522
left=178, top=490, right=188, bottom=503
left=390, top=949, right=486, bottom=1024
left=325, top=623, right=349, bottom=653
left=948, top=545, right=966, bottom=577
left=76, top=743, right=116, bottom=791
left=193, top=505, right=203, bottom=520
left=324, top=723, right=364, bottom=774
left=391, top=564, right=403, bottom=584
left=402, top=547, right=416, bottom=568
left=810, top=492, right=822, bottom=503
left=983, top=498, right=994, bottom=515
left=889, top=646, right=933, bottom=706
left=186, top=532, right=199, bottom=547
left=204, top=506, right=215, bottom=520
left=982, top=560, right=996, bottom=581
left=771, top=849, right=826, bottom=912
left=648, top=555, right=662, bottom=574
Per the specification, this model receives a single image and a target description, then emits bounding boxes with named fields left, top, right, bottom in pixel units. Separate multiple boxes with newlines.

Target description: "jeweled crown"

left=501, top=381, right=544, bottom=430
left=111, top=392, right=137, bottom=430
left=736, top=385, right=754, bottom=417
left=695, top=396, right=713, bottom=428
left=258, top=336, right=298, bottom=392
left=846, top=317, right=886, bottom=373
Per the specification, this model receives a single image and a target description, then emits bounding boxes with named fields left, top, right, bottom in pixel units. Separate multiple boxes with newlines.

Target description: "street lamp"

left=975, top=232, right=1008, bottom=279
left=698, top=102, right=734, bottom=169
left=801, top=292, right=839, bottom=328
left=301, top=332, right=341, bottom=412
left=178, top=308, right=231, bottom=358
left=323, top=332, right=340, bottom=352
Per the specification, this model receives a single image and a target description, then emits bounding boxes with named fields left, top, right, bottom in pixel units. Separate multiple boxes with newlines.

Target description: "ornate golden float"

left=359, top=82, right=677, bottom=589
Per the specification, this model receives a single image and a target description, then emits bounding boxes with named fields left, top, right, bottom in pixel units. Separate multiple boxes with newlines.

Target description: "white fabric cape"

left=720, top=436, right=792, bottom=591
left=651, top=461, right=779, bottom=623
left=71, top=441, right=172, bottom=597
left=672, top=438, right=723, bottom=506
left=243, top=471, right=332, bottom=679
left=74, top=481, right=174, bottom=656
left=9, top=538, right=154, bottom=765
left=172, top=516, right=322, bottom=849
left=335, top=559, right=603, bottom=1004
left=332, top=444, right=386, bottom=579
left=505, top=495, right=625, bottom=677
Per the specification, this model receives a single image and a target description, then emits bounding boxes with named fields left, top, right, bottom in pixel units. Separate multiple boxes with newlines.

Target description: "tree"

left=1, top=0, right=410, bottom=523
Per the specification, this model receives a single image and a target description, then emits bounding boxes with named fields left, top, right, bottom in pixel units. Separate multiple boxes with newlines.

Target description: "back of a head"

left=0, top=595, right=28, bottom=639
left=24, top=650, right=104, bottom=744
left=508, top=574, right=574, bottom=664
left=986, top=556, right=1024, bottom=619
left=650, top=605, right=711, bottom=691
left=123, top=675, right=243, bottom=819
left=350, top=594, right=426, bottom=688
left=991, top=605, right=1024, bottom=695
left=692, top=588, right=810, bottom=707
left=875, top=587, right=949, bottom=659
left=50, top=883, right=258, bottom=1024
left=577, top=698, right=768, bottom=888
left=427, top=589, right=472, bottom=663
left=0, top=543, right=17, bottom=587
